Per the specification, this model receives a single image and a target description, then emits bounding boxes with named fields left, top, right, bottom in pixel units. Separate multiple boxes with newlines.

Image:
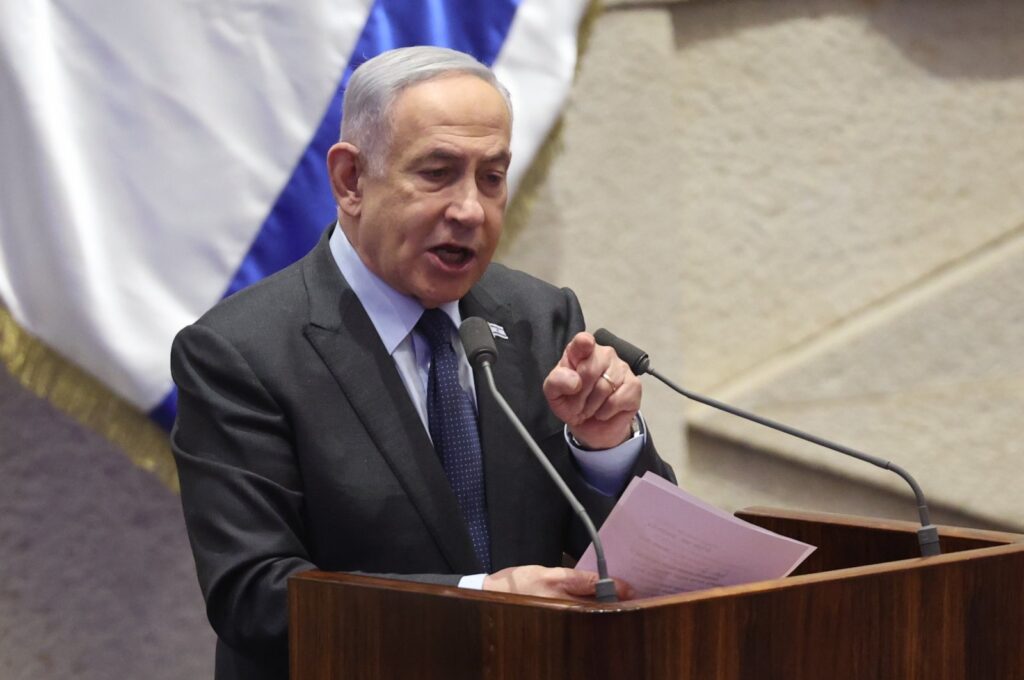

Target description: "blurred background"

left=3, top=0, right=1023, bottom=677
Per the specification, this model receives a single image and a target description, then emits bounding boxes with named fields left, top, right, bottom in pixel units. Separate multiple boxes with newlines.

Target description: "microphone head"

left=459, top=317, right=498, bottom=368
left=594, top=328, right=650, bottom=375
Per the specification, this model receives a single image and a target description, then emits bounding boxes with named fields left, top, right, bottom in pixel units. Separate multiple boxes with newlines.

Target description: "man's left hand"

left=542, top=332, right=641, bottom=450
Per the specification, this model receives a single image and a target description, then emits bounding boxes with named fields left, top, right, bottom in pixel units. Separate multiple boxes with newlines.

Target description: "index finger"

left=562, top=332, right=596, bottom=369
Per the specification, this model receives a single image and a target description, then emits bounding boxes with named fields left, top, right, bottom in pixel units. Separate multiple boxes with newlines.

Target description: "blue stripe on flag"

left=151, top=386, right=178, bottom=432
left=152, top=0, right=522, bottom=429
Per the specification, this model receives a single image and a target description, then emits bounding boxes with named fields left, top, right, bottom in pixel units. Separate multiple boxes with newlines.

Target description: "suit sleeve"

left=172, top=323, right=465, bottom=656
left=171, top=322, right=316, bottom=653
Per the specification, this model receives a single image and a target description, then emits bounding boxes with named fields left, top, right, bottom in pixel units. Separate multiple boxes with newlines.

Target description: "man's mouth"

left=429, top=244, right=475, bottom=267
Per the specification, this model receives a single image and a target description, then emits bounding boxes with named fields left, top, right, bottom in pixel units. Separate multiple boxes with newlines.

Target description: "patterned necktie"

left=415, top=308, right=491, bottom=571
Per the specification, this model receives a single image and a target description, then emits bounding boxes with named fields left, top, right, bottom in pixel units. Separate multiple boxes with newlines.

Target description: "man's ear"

left=326, top=142, right=364, bottom=217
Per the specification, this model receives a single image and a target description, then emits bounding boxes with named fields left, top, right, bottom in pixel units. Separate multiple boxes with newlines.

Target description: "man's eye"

left=421, top=168, right=449, bottom=180
left=482, top=172, right=506, bottom=187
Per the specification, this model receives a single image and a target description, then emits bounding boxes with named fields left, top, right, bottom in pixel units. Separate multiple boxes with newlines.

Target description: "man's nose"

left=446, top=179, right=485, bottom=227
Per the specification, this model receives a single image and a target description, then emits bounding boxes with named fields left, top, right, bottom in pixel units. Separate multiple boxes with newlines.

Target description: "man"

left=171, top=46, right=673, bottom=679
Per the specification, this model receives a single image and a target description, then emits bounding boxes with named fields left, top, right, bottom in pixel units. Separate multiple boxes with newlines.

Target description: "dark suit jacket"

left=171, top=227, right=673, bottom=679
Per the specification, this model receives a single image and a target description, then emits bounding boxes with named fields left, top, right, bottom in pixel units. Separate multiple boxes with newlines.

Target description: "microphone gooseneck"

left=458, top=317, right=619, bottom=602
left=594, top=328, right=942, bottom=558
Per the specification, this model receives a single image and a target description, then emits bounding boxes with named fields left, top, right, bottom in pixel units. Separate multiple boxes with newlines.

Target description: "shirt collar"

left=329, top=223, right=462, bottom=354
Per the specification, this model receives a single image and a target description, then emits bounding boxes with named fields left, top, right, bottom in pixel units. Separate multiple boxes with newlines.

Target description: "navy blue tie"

left=416, top=308, right=491, bottom=571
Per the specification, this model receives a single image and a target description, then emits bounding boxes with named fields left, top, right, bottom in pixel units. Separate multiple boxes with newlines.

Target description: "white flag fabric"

left=0, top=0, right=590, bottom=429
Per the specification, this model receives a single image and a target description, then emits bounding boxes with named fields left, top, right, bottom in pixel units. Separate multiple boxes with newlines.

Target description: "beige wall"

left=500, top=0, right=1024, bottom=530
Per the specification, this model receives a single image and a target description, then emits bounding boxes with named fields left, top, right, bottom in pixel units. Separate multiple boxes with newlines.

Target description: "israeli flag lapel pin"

left=487, top=322, right=508, bottom=340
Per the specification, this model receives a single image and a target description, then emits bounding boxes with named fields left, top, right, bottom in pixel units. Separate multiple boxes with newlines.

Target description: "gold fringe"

left=0, top=8, right=603, bottom=493
left=0, top=304, right=178, bottom=492
left=501, top=0, right=604, bottom=249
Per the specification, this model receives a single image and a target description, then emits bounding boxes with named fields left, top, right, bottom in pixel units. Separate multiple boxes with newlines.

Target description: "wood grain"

left=290, top=508, right=1024, bottom=679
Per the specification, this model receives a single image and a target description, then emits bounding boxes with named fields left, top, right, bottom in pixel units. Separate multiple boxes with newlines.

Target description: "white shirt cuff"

left=458, top=573, right=487, bottom=590
left=566, top=414, right=646, bottom=496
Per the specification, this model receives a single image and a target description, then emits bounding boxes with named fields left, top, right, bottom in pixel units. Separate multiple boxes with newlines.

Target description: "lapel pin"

left=487, top=322, right=508, bottom=340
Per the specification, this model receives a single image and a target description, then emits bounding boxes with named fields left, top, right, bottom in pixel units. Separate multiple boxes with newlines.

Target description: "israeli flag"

left=0, top=1, right=590, bottom=430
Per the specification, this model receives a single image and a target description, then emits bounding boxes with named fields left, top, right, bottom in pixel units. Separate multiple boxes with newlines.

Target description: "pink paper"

left=577, top=472, right=815, bottom=598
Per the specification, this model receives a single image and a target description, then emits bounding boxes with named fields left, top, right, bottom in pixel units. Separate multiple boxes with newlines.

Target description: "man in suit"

left=171, top=46, right=673, bottom=679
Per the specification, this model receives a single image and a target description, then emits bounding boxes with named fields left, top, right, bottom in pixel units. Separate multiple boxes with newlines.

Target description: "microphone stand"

left=459, top=317, right=619, bottom=602
left=477, top=362, right=619, bottom=602
left=595, top=329, right=942, bottom=558
left=649, top=367, right=941, bottom=558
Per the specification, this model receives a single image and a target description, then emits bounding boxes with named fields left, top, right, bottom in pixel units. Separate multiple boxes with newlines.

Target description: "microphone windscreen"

left=459, top=317, right=498, bottom=368
left=594, top=328, right=650, bottom=375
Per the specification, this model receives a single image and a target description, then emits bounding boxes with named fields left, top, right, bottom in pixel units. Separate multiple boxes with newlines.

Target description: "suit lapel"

left=460, top=288, right=544, bottom=571
left=300, top=231, right=479, bottom=573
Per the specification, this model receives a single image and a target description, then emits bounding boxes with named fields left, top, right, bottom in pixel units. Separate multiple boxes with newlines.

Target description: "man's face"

left=344, top=74, right=512, bottom=308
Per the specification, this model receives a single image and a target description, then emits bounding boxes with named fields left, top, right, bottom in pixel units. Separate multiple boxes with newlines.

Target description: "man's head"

left=340, top=47, right=513, bottom=175
left=327, top=47, right=514, bottom=309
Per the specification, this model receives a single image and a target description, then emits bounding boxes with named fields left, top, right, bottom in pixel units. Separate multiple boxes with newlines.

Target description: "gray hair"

left=340, top=46, right=513, bottom=175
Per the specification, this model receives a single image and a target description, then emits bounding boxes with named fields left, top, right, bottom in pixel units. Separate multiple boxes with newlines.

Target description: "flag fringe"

left=0, top=304, right=179, bottom=492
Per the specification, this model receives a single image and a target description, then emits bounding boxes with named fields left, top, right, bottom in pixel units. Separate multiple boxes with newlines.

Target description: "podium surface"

left=289, top=508, right=1024, bottom=679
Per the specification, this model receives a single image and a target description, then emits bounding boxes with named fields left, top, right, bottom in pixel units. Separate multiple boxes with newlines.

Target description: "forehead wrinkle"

left=410, top=144, right=511, bottom=168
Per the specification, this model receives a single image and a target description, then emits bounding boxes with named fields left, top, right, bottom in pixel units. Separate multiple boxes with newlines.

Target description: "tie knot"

left=416, top=308, right=455, bottom=351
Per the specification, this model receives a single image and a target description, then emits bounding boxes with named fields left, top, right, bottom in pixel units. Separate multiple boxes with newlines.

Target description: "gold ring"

left=600, top=372, right=618, bottom=391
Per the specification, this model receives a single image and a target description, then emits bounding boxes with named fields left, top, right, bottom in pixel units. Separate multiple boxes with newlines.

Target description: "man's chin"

left=413, top=278, right=479, bottom=309
left=409, top=256, right=492, bottom=307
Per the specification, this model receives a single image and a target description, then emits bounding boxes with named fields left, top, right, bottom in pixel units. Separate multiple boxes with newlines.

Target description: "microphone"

left=459, top=317, right=619, bottom=602
left=594, top=328, right=942, bottom=558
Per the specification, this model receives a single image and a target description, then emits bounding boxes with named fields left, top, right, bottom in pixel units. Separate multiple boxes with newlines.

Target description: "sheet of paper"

left=577, top=473, right=815, bottom=598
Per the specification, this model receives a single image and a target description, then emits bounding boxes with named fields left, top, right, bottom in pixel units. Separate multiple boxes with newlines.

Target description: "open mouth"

left=429, top=244, right=475, bottom=267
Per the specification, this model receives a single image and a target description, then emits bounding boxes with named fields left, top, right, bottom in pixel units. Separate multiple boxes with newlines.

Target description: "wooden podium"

left=289, top=508, right=1024, bottom=679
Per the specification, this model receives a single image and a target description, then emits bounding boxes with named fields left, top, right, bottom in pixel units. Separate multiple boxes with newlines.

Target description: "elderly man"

left=172, top=46, right=673, bottom=679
